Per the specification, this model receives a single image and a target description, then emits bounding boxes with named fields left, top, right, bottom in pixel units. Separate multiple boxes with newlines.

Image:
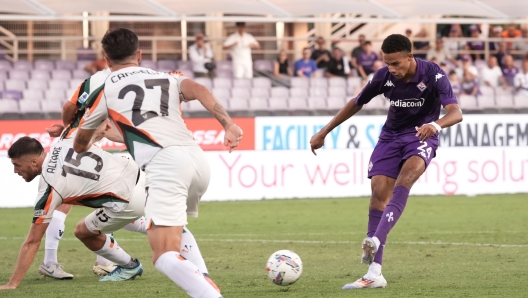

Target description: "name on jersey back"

left=110, top=69, right=162, bottom=83
left=46, top=146, right=62, bottom=174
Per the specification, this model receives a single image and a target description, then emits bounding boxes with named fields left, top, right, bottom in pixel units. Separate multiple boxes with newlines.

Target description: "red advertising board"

left=0, top=118, right=255, bottom=151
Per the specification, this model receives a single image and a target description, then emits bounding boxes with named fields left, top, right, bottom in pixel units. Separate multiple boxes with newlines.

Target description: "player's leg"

left=39, top=204, right=74, bottom=280
left=145, top=146, right=220, bottom=297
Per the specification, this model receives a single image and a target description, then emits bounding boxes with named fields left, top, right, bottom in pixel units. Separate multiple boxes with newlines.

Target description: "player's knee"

left=370, top=188, right=390, bottom=210
left=73, top=221, right=90, bottom=240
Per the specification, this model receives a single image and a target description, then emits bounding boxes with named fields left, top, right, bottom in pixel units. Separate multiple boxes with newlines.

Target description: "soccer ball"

left=266, top=250, right=303, bottom=286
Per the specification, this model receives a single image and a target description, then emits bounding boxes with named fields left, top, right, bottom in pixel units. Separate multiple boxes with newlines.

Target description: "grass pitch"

left=0, top=194, right=527, bottom=297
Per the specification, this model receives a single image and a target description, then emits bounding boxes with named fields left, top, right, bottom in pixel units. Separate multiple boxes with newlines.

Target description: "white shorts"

left=143, top=145, right=210, bottom=227
left=84, top=171, right=146, bottom=234
left=233, top=63, right=253, bottom=79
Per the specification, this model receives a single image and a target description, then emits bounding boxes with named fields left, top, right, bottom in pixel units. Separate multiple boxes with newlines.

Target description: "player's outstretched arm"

left=62, top=101, right=78, bottom=127
left=0, top=223, right=48, bottom=290
left=73, top=128, right=96, bottom=153
left=310, top=98, right=362, bottom=155
left=415, top=104, right=463, bottom=142
left=179, top=79, right=243, bottom=152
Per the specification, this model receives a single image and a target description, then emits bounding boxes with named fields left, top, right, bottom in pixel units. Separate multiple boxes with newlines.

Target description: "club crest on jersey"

left=417, top=81, right=427, bottom=92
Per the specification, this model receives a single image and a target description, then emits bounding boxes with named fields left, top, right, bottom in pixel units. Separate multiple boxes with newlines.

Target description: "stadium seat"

left=458, top=94, right=480, bottom=112
left=216, top=61, right=232, bottom=72
left=49, top=80, right=70, bottom=90
left=41, top=99, right=63, bottom=119
left=310, top=77, right=328, bottom=88
left=268, top=97, right=289, bottom=116
left=477, top=95, right=496, bottom=110
left=45, top=89, right=67, bottom=101
left=0, top=70, right=7, bottom=81
left=361, top=95, right=387, bottom=114
left=495, top=93, right=515, bottom=111
left=2, top=90, right=23, bottom=100
left=248, top=98, right=270, bottom=116
left=211, top=88, right=231, bottom=100
left=213, top=77, right=232, bottom=88
left=27, top=79, right=48, bottom=91
left=19, top=99, right=43, bottom=119
left=309, top=87, right=328, bottom=97
left=326, top=96, right=346, bottom=111
left=52, top=70, right=72, bottom=80
left=514, top=94, right=528, bottom=112
left=307, top=97, right=327, bottom=115
left=228, top=98, right=249, bottom=112
left=253, top=60, right=273, bottom=72
left=233, top=79, right=252, bottom=88
left=478, top=86, right=494, bottom=97
left=0, top=81, right=4, bottom=92
left=34, top=60, right=54, bottom=71
left=76, top=47, right=97, bottom=61
left=0, top=99, right=19, bottom=119
left=251, top=88, right=270, bottom=98
left=216, top=69, right=233, bottom=78
left=76, top=60, right=92, bottom=70
left=140, top=60, right=156, bottom=69
left=72, top=69, right=90, bottom=80
left=194, top=77, right=213, bottom=90
left=347, top=77, right=362, bottom=89
left=0, top=60, right=11, bottom=70
left=231, top=88, right=251, bottom=99
left=56, top=60, right=76, bottom=70
left=23, top=90, right=44, bottom=101
left=290, top=77, right=310, bottom=89
left=157, top=60, right=177, bottom=70
left=290, top=88, right=308, bottom=98
left=270, top=87, right=289, bottom=99
left=177, top=60, right=193, bottom=70
left=5, top=80, right=26, bottom=91
left=328, top=88, right=347, bottom=97
left=69, top=79, right=84, bottom=89
left=252, top=77, right=272, bottom=89
left=183, top=99, right=209, bottom=118
left=13, top=60, right=32, bottom=70
left=31, top=70, right=51, bottom=80
left=288, top=97, right=309, bottom=116
left=9, top=70, right=29, bottom=80
left=328, top=77, right=346, bottom=88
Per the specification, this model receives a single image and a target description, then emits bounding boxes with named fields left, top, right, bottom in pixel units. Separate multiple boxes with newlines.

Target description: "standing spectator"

left=513, top=59, right=528, bottom=97
left=273, top=50, right=292, bottom=78
left=445, top=27, right=464, bottom=59
left=188, top=33, right=215, bottom=78
left=480, top=56, right=507, bottom=89
left=426, top=38, right=459, bottom=67
left=502, top=24, right=522, bottom=51
left=325, top=48, right=351, bottom=78
left=84, top=52, right=108, bottom=74
left=448, top=70, right=462, bottom=97
left=455, top=55, right=478, bottom=79
left=489, top=26, right=503, bottom=51
left=357, top=41, right=379, bottom=79
left=502, top=54, right=519, bottom=87
left=294, top=47, right=318, bottom=78
left=223, top=22, right=260, bottom=79
left=461, top=70, right=479, bottom=96
left=310, top=36, right=332, bottom=69
left=350, top=34, right=366, bottom=68
left=412, top=28, right=430, bottom=59
left=515, top=28, right=528, bottom=59
left=466, top=25, right=485, bottom=61
left=495, top=42, right=509, bottom=69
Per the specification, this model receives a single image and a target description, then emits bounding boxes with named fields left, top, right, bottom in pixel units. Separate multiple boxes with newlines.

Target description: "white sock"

left=372, top=236, right=381, bottom=249
left=367, top=262, right=382, bottom=276
left=93, top=234, right=133, bottom=266
left=122, top=216, right=147, bottom=234
left=96, top=255, right=114, bottom=266
left=181, top=227, right=208, bottom=274
left=155, top=251, right=220, bottom=298
left=44, top=210, right=67, bottom=266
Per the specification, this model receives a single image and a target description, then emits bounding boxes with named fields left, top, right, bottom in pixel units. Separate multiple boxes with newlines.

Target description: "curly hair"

left=381, top=34, right=412, bottom=54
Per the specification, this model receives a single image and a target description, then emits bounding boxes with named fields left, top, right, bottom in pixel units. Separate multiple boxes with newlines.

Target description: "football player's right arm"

left=74, top=91, right=109, bottom=153
left=62, top=101, right=77, bottom=126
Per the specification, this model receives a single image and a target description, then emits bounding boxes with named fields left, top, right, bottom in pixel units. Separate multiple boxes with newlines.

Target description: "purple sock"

left=373, top=185, right=410, bottom=246
left=368, top=209, right=385, bottom=265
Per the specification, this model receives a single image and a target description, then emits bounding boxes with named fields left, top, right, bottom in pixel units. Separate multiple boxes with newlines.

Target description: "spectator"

left=367, top=60, right=384, bottom=82
left=502, top=54, right=519, bottom=87
left=426, top=38, right=459, bottom=67
left=448, top=70, right=462, bottom=97
left=404, top=29, right=412, bottom=40
left=294, top=47, right=318, bottom=78
left=350, top=34, right=366, bottom=68
left=513, top=59, right=528, bottom=97
left=310, top=36, right=332, bottom=69
left=445, top=27, right=464, bottom=59
left=223, top=22, right=260, bottom=79
left=325, top=47, right=351, bottom=78
left=413, top=28, right=430, bottom=59
left=515, top=28, right=528, bottom=59
left=466, top=25, right=485, bottom=61
left=439, top=61, right=448, bottom=73
left=357, top=41, right=379, bottom=79
left=502, top=23, right=522, bottom=51
left=273, top=50, right=292, bottom=78
left=480, top=56, right=507, bottom=89
left=489, top=26, right=503, bottom=51
left=455, top=54, right=478, bottom=79
left=188, top=33, right=215, bottom=78
left=495, top=42, right=509, bottom=69
left=84, top=52, right=108, bottom=74
left=461, top=70, right=479, bottom=96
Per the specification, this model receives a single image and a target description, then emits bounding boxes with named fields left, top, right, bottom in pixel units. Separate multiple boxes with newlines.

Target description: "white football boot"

left=93, top=262, right=118, bottom=276
left=342, top=274, right=387, bottom=289
left=39, top=263, right=74, bottom=280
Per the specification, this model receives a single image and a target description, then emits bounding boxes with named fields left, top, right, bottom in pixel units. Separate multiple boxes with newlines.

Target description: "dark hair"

left=363, top=41, right=372, bottom=46
left=235, top=22, right=246, bottom=27
left=101, top=28, right=139, bottom=63
left=302, top=47, right=311, bottom=52
left=448, top=70, right=457, bottom=76
left=8, top=136, right=44, bottom=159
left=381, top=34, right=412, bottom=54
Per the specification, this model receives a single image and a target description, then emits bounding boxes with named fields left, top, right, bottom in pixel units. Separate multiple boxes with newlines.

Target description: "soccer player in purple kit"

left=310, top=34, right=463, bottom=289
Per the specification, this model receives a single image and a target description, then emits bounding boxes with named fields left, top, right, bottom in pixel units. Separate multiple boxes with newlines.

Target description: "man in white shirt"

left=188, top=33, right=215, bottom=78
left=455, top=55, right=478, bottom=79
left=480, top=56, right=507, bottom=89
left=514, top=59, right=528, bottom=97
left=223, top=22, right=260, bottom=79
left=426, top=38, right=459, bottom=67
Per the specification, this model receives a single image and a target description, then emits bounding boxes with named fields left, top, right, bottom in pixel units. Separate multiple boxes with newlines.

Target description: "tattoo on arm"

left=76, top=134, right=90, bottom=146
left=213, top=103, right=229, bottom=128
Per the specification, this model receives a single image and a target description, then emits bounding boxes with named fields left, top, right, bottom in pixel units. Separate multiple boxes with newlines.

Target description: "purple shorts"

left=368, top=134, right=438, bottom=179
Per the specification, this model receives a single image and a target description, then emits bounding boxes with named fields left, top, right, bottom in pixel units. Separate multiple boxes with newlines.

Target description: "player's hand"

left=224, top=123, right=243, bottom=153
left=0, top=284, right=16, bottom=290
left=45, top=124, right=65, bottom=138
left=310, top=131, right=327, bottom=155
left=415, top=124, right=437, bottom=142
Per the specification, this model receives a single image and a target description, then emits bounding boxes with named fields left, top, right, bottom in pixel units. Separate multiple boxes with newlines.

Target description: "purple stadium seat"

left=248, top=98, right=269, bottom=115
left=177, top=60, right=193, bottom=70
left=329, top=77, right=347, bottom=88
left=0, top=81, right=4, bottom=92
left=23, top=90, right=44, bottom=101
left=5, top=80, right=26, bottom=91
left=252, top=77, right=271, bottom=89
left=19, top=99, right=42, bottom=118
left=213, top=77, right=232, bottom=88
left=52, top=70, right=72, bottom=80
left=76, top=47, right=97, bottom=61
left=216, top=69, right=233, bottom=78
left=231, top=88, right=251, bottom=99
left=495, top=94, right=514, bottom=109
left=268, top=97, right=289, bottom=115
left=0, top=60, right=11, bottom=70
left=310, top=77, right=328, bottom=88
left=458, top=95, right=479, bottom=111
left=326, top=96, right=346, bottom=110
left=228, top=98, right=249, bottom=112
left=514, top=94, right=528, bottom=109
left=45, top=89, right=67, bottom=100
left=31, top=70, right=51, bottom=80
left=76, top=60, right=92, bottom=70
left=0, top=98, right=19, bottom=119
left=34, top=60, right=54, bottom=71
left=270, top=87, right=289, bottom=99
left=478, top=95, right=496, bottom=110
left=9, top=70, right=29, bottom=80
left=362, top=95, right=387, bottom=112
left=328, top=88, right=346, bottom=97
left=140, top=60, right=157, bottom=69
left=41, top=99, right=63, bottom=117
left=290, top=88, right=308, bottom=98
left=253, top=60, right=273, bottom=72
left=233, top=79, right=252, bottom=88
left=69, top=79, right=84, bottom=89
left=211, top=88, right=231, bottom=100
left=288, top=97, right=309, bottom=115
left=157, top=60, right=177, bottom=70
left=194, top=77, right=213, bottom=90
left=49, top=80, right=70, bottom=90
left=72, top=69, right=90, bottom=79
left=309, top=87, right=328, bottom=97
left=307, top=97, right=327, bottom=112
left=13, top=60, right=32, bottom=70
left=55, top=60, right=76, bottom=70
left=27, top=79, right=48, bottom=91
left=251, top=88, right=270, bottom=98
left=216, top=61, right=232, bottom=72
left=290, top=77, right=309, bottom=88
left=1, top=90, right=23, bottom=100
left=0, top=70, right=8, bottom=81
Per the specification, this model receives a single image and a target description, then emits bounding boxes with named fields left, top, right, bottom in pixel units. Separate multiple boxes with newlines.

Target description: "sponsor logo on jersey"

left=77, top=92, right=89, bottom=104
left=417, top=81, right=427, bottom=91
left=388, top=98, right=425, bottom=108
left=435, top=73, right=444, bottom=82
left=34, top=209, right=46, bottom=217
left=384, top=80, right=394, bottom=87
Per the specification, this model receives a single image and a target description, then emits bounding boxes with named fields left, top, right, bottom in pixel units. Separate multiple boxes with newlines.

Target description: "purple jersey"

left=461, top=78, right=478, bottom=95
left=357, top=51, right=379, bottom=74
left=355, top=59, right=458, bottom=140
left=467, top=41, right=485, bottom=50
left=502, top=67, right=519, bottom=86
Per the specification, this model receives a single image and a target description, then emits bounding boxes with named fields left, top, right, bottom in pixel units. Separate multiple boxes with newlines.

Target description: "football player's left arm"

left=74, top=91, right=108, bottom=153
left=0, top=223, right=48, bottom=290
left=62, top=101, right=78, bottom=127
